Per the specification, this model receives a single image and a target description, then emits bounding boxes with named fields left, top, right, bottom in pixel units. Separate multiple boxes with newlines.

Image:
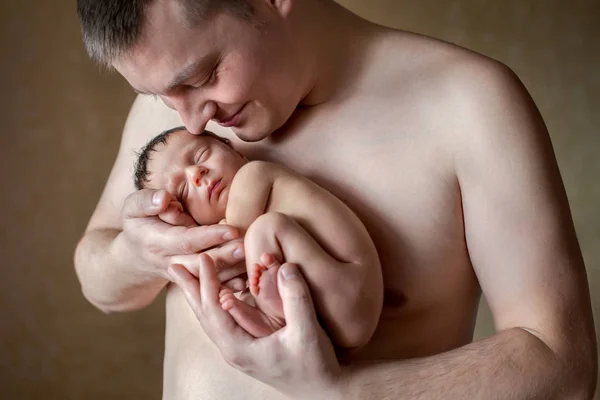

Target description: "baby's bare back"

left=226, top=161, right=383, bottom=348
left=264, top=161, right=378, bottom=266
left=227, top=161, right=380, bottom=267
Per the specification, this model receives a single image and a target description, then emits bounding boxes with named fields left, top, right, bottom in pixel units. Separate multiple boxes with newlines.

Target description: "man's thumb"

left=123, top=189, right=169, bottom=219
left=277, top=263, right=319, bottom=329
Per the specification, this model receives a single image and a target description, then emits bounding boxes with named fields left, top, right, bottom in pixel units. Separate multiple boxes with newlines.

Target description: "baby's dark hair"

left=133, top=126, right=232, bottom=190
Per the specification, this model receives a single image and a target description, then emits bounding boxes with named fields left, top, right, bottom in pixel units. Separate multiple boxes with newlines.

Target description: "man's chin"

left=232, top=126, right=271, bottom=143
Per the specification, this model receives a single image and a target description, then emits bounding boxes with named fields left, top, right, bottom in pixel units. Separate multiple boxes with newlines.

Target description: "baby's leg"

left=218, top=251, right=287, bottom=338
left=218, top=280, right=283, bottom=338
left=248, top=252, right=283, bottom=315
left=222, top=212, right=357, bottom=345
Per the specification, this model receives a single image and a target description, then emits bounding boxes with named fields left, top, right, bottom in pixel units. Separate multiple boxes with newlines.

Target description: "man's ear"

left=263, top=0, right=293, bottom=18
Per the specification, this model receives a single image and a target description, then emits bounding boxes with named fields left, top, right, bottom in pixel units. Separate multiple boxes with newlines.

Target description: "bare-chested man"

left=74, top=0, right=597, bottom=399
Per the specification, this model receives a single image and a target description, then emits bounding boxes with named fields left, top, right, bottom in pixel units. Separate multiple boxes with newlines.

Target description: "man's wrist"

left=297, top=366, right=349, bottom=400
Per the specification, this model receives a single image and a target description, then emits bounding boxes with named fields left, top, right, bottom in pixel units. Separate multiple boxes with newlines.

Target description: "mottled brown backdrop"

left=1, top=0, right=598, bottom=398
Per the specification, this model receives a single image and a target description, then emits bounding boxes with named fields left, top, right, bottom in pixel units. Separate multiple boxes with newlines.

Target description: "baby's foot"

left=249, top=253, right=285, bottom=321
left=219, top=287, right=277, bottom=337
left=218, top=253, right=286, bottom=337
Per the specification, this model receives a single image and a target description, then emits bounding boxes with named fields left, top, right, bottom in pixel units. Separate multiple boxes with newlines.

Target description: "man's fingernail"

left=233, top=247, right=244, bottom=259
left=152, top=191, right=163, bottom=205
left=280, top=264, right=297, bottom=280
left=222, top=231, right=236, bottom=240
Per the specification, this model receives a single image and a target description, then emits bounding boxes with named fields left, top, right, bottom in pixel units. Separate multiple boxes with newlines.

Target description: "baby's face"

left=147, top=131, right=246, bottom=225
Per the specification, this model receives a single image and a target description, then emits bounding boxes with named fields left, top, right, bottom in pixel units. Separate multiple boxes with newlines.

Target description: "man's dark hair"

left=77, top=0, right=254, bottom=66
left=133, top=126, right=232, bottom=190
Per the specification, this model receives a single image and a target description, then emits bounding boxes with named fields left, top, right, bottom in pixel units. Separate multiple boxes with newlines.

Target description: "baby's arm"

left=225, top=161, right=274, bottom=232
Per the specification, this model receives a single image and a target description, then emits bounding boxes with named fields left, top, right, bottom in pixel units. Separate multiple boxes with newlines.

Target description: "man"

left=75, top=0, right=597, bottom=398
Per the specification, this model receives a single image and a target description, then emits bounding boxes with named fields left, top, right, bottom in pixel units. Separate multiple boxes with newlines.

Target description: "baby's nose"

left=186, top=165, right=207, bottom=187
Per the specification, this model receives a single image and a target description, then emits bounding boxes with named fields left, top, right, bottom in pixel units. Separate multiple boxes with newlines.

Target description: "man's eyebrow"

left=166, top=56, right=213, bottom=92
left=131, top=56, right=214, bottom=96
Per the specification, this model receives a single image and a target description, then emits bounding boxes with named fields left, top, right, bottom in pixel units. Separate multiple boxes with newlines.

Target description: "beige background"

left=1, top=0, right=598, bottom=398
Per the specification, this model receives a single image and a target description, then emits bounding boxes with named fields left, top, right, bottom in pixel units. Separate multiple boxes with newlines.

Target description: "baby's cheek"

left=187, top=201, right=226, bottom=226
left=186, top=199, right=206, bottom=224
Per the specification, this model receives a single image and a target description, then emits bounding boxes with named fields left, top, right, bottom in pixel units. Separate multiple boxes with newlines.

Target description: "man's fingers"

left=171, top=252, right=246, bottom=281
left=195, top=254, right=253, bottom=349
left=122, top=189, right=169, bottom=219
left=170, top=240, right=246, bottom=279
left=169, top=258, right=249, bottom=341
left=198, top=253, right=224, bottom=304
left=168, top=264, right=202, bottom=312
left=277, top=263, right=320, bottom=332
left=162, top=224, right=239, bottom=255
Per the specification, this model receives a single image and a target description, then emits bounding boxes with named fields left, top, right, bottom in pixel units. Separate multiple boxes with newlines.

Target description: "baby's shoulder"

left=236, top=160, right=294, bottom=182
left=229, top=161, right=279, bottom=194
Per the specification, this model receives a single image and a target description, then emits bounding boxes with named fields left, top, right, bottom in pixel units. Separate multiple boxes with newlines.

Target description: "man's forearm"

left=340, top=328, right=595, bottom=399
left=74, top=228, right=167, bottom=313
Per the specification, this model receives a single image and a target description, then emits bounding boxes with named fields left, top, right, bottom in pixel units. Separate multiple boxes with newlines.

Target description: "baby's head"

left=134, top=126, right=247, bottom=225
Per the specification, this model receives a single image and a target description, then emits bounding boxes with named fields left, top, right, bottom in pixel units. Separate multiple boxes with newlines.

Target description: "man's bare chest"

left=252, top=140, right=465, bottom=291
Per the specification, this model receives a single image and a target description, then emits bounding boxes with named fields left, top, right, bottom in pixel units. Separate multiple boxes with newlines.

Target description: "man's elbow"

left=73, top=237, right=152, bottom=314
left=80, top=289, right=152, bottom=314
left=79, top=288, right=117, bottom=315
left=76, top=273, right=153, bottom=314
left=73, top=238, right=109, bottom=312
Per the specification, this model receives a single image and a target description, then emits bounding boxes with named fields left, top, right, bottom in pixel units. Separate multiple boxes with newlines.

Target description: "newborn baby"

left=134, top=126, right=382, bottom=348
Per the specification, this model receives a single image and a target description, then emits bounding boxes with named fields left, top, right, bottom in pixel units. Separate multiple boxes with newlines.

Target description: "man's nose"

left=171, top=96, right=217, bottom=135
left=186, top=165, right=208, bottom=187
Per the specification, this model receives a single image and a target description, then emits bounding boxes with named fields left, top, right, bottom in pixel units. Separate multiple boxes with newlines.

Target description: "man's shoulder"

left=120, top=95, right=183, bottom=154
left=380, top=35, right=541, bottom=169
left=390, top=36, right=531, bottom=134
left=404, top=35, right=520, bottom=104
left=369, top=31, right=523, bottom=112
left=426, top=52, right=548, bottom=176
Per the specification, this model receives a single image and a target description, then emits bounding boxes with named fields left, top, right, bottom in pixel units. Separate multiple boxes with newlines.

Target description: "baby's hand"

left=159, top=197, right=197, bottom=227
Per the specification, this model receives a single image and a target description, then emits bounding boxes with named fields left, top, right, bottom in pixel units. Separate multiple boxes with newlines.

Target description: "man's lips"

left=214, top=106, right=244, bottom=128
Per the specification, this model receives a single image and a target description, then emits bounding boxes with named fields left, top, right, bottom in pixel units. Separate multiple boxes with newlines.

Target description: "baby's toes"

left=219, top=288, right=237, bottom=311
left=260, top=252, right=283, bottom=270
left=249, top=263, right=266, bottom=297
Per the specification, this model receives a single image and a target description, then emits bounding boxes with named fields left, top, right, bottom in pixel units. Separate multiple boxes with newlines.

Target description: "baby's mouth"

left=208, top=179, right=222, bottom=200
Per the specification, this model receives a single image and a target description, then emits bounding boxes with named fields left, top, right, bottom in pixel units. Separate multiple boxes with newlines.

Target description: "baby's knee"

left=247, top=212, right=295, bottom=238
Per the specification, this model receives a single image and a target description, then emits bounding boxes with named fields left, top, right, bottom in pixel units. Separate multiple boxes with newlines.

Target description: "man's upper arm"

left=86, top=95, right=182, bottom=232
left=452, top=62, right=595, bottom=362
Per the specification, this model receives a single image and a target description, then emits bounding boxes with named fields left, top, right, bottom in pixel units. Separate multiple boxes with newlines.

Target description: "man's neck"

left=293, top=0, right=378, bottom=106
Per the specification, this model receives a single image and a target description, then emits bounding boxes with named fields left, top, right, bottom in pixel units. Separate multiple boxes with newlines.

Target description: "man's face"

left=114, top=0, right=307, bottom=142
left=146, top=131, right=247, bottom=225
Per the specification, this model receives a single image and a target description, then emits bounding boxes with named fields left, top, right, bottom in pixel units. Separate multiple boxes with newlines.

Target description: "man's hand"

left=169, top=254, right=344, bottom=400
left=116, top=189, right=247, bottom=286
